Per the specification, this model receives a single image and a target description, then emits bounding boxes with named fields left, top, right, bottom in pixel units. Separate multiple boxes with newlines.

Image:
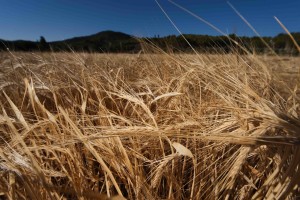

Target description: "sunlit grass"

left=0, top=48, right=299, bottom=199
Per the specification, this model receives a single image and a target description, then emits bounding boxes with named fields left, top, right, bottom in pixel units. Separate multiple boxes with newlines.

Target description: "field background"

left=0, top=50, right=299, bottom=199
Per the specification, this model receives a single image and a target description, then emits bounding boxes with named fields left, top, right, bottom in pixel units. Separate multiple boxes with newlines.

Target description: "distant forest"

left=1, top=30, right=299, bottom=55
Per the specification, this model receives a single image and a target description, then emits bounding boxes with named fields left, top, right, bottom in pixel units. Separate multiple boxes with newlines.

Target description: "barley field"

left=0, top=48, right=299, bottom=199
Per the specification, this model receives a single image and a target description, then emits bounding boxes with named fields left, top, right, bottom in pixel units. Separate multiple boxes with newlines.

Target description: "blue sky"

left=0, top=0, right=299, bottom=41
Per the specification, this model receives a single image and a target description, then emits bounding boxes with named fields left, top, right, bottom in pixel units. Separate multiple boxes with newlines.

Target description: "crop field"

left=0, top=49, right=299, bottom=199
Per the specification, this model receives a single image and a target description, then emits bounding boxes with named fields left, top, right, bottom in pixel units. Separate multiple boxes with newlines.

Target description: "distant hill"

left=0, top=30, right=140, bottom=53
left=0, top=30, right=299, bottom=54
left=51, top=31, right=140, bottom=52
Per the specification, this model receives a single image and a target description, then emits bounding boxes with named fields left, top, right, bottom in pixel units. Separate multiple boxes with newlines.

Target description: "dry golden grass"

left=0, top=48, right=299, bottom=199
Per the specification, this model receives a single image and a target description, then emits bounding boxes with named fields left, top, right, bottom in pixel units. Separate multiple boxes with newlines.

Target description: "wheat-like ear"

left=151, top=92, right=182, bottom=104
left=172, top=142, right=193, bottom=158
left=150, top=153, right=177, bottom=189
left=24, top=78, right=56, bottom=123
left=3, top=91, right=29, bottom=130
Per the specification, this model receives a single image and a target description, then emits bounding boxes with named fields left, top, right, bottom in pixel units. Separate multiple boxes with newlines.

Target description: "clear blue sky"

left=0, top=0, right=299, bottom=41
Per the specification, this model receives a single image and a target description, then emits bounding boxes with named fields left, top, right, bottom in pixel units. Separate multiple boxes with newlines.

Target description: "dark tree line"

left=147, top=33, right=300, bottom=55
left=0, top=31, right=299, bottom=55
